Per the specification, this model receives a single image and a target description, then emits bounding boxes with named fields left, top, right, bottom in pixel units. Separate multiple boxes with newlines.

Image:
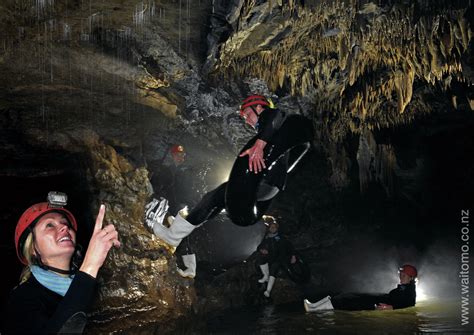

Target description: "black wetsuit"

left=3, top=271, right=96, bottom=334
left=256, top=232, right=295, bottom=277
left=331, top=282, right=417, bottom=311
left=186, top=107, right=287, bottom=226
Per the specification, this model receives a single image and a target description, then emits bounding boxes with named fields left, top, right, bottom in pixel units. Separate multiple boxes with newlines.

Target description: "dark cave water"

left=202, top=300, right=472, bottom=334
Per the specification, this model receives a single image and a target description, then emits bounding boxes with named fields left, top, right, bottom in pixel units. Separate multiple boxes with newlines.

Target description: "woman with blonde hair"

left=3, top=192, right=120, bottom=334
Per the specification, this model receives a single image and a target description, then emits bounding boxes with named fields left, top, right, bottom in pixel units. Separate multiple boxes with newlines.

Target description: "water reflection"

left=416, top=300, right=465, bottom=333
left=205, top=300, right=474, bottom=334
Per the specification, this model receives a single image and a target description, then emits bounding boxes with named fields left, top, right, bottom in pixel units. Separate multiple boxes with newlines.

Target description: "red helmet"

left=239, top=95, right=271, bottom=117
left=170, top=144, right=185, bottom=154
left=14, top=202, right=77, bottom=265
left=399, top=264, right=417, bottom=278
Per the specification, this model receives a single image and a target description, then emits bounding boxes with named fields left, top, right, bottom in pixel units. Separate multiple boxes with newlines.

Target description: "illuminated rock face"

left=209, top=1, right=472, bottom=116
left=0, top=0, right=472, bottom=333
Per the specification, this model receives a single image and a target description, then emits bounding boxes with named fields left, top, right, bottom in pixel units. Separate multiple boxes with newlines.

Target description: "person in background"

left=169, top=144, right=186, bottom=165
left=146, top=144, right=197, bottom=278
left=150, top=144, right=188, bottom=207
left=304, top=264, right=417, bottom=311
left=2, top=192, right=120, bottom=334
left=256, top=216, right=297, bottom=298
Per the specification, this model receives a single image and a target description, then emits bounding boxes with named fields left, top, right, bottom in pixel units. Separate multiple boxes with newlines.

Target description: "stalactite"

left=338, top=34, right=350, bottom=70
left=393, top=67, right=415, bottom=114
left=458, top=16, right=470, bottom=49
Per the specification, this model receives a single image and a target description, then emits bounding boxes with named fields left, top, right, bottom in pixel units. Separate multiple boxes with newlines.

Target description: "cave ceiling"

left=0, top=0, right=471, bottom=146
left=208, top=1, right=473, bottom=139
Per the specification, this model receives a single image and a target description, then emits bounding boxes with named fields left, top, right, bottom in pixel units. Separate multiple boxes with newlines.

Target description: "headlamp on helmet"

left=398, top=264, right=417, bottom=278
left=170, top=144, right=185, bottom=154
left=47, top=191, right=68, bottom=208
left=262, top=215, right=277, bottom=226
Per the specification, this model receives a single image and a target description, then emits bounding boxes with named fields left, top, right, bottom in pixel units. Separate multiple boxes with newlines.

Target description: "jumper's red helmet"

left=239, top=95, right=272, bottom=118
left=399, top=264, right=417, bottom=278
left=15, top=200, right=77, bottom=265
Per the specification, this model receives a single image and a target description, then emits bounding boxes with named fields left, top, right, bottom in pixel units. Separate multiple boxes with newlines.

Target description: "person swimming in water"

left=304, top=264, right=417, bottom=311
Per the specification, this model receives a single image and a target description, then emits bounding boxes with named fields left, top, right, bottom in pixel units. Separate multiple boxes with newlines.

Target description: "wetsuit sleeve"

left=257, top=109, right=286, bottom=143
left=387, top=285, right=416, bottom=309
left=5, top=271, right=97, bottom=334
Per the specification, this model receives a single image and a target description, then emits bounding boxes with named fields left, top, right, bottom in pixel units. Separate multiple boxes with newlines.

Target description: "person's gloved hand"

left=239, top=139, right=267, bottom=173
left=80, top=205, right=120, bottom=278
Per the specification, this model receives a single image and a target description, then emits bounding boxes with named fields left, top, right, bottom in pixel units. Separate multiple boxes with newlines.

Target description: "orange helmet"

left=239, top=95, right=272, bottom=118
left=399, top=264, right=417, bottom=278
left=14, top=201, right=77, bottom=265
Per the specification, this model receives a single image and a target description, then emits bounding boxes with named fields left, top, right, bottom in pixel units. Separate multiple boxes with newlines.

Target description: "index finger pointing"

left=94, top=204, right=106, bottom=233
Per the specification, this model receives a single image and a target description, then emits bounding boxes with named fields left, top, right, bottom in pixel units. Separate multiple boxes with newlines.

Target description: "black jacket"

left=257, top=233, right=295, bottom=264
left=3, top=271, right=96, bottom=334
left=384, top=282, right=417, bottom=309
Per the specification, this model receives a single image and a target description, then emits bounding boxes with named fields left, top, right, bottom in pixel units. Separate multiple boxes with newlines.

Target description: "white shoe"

left=177, top=254, right=197, bottom=278
left=304, top=296, right=334, bottom=312
left=258, top=263, right=270, bottom=283
left=264, top=276, right=276, bottom=298
left=152, top=213, right=197, bottom=247
left=145, top=197, right=169, bottom=229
